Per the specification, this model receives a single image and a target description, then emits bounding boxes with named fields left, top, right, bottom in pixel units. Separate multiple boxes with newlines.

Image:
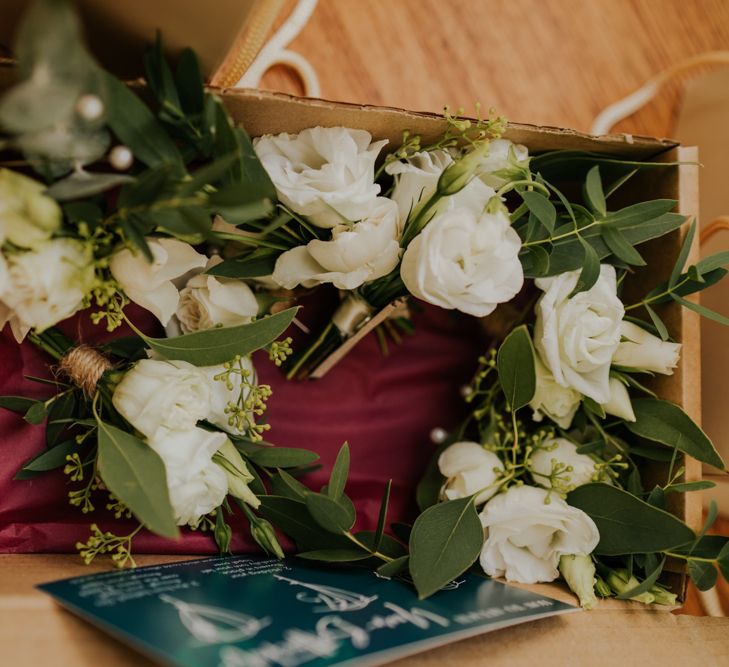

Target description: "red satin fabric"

left=0, top=302, right=483, bottom=553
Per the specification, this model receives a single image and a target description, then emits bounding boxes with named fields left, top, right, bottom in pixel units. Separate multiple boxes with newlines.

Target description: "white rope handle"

left=590, top=51, right=729, bottom=136
left=236, top=0, right=321, bottom=97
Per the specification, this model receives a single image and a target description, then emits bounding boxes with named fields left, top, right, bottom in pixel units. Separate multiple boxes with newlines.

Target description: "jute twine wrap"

left=58, top=345, right=114, bottom=395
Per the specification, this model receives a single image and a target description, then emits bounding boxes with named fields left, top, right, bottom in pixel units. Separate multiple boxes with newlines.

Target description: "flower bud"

left=559, top=554, right=599, bottom=609
left=251, top=518, right=285, bottom=559
left=437, top=142, right=491, bottom=196
left=649, top=584, right=678, bottom=606
left=214, top=513, right=232, bottom=554
left=606, top=569, right=655, bottom=604
left=214, top=440, right=260, bottom=508
left=594, top=574, right=612, bottom=598
left=600, top=377, right=636, bottom=422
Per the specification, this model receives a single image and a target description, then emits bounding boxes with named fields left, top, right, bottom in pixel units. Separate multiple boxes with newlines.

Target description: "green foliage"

left=497, top=325, right=536, bottom=411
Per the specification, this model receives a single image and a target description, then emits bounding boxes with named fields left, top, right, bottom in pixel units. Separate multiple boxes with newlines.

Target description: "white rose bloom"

left=477, top=139, right=530, bottom=188
left=612, top=320, right=681, bottom=374
left=110, top=238, right=207, bottom=326
left=0, top=168, right=61, bottom=249
left=479, top=485, right=600, bottom=584
left=600, top=376, right=635, bottom=422
left=147, top=426, right=228, bottom=527
left=272, top=197, right=401, bottom=290
left=112, top=359, right=212, bottom=438
left=176, top=257, right=258, bottom=333
left=253, top=126, right=387, bottom=228
left=438, top=441, right=504, bottom=504
left=534, top=264, right=624, bottom=404
left=529, top=437, right=600, bottom=490
left=530, top=356, right=582, bottom=429
left=385, top=149, right=496, bottom=226
left=2, top=239, right=94, bottom=336
left=400, top=207, right=523, bottom=317
left=203, top=356, right=256, bottom=435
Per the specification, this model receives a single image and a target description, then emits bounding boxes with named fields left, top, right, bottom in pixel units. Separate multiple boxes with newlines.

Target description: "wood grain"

left=262, top=0, right=729, bottom=138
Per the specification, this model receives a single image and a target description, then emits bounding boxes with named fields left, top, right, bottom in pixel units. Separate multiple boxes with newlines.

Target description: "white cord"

left=237, top=0, right=321, bottom=97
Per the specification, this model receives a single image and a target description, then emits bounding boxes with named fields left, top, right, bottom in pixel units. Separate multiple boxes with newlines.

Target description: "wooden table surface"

left=263, top=0, right=729, bottom=138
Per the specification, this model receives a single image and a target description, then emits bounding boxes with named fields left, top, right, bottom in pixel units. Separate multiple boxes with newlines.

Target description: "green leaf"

left=606, top=200, right=677, bottom=228
left=143, top=34, right=181, bottom=116
left=497, top=325, right=536, bottom=410
left=96, top=421, right=178, bottom=539
left=567, top=483, right=695, bottom=555
left=377, top=556, right=410, bottom=578
left=205, top=254, right=278, bottom=279
left=0, top=396, right=41, bottom=414
left=645, top=304, right=669, bottom=341
left=584, top=166, right=606, bottom=217
left=688, top=561, right=718, bottom=591
left=697, top=250, right=729, bottom=275
left=671, top=294, right=729, bottom=327
left=328, top=443, right=350, bottom=500
left=626, top=398, right=726, bottom=470
left=520, top=191, right=556, bottom=233
left=46, top=391, right=77, bottom=446
left=601, top=225, right=646, bottom=266
left=103, top=74, right=183, bottom=168
left=297, top=549, right=371, bottom=562
left=669, top=220, right=696, bottom=288
left=142, top=307, right=297, bottom=365
left=571, top=237, right=600, bottom=295
left=16, top=439, right=77, bottom=478
left=409, top=497, right=483, bottom=599
left=616, top=556, right=665, bottom=600
left=305, top=493, right=355, bottom=534
left=269, top=469, right=311, bottom=500
left=355, top=532, right=407, bottom=558
left=23, top=401, right=48, bottom=425
left=214, top=507, right=232, bottom=554
left=247, top=446, right=319, bottom=469
left=46, top=172, right=135, bottom=201
left=673, top=535, right=729, bottom=559
left=175, top=48, right=205, bottom=115
left=373, top=480, right=392, bottom=553
left=605, top=169, right=638, bottom=199
left=664, top=481, right=716, bottom=494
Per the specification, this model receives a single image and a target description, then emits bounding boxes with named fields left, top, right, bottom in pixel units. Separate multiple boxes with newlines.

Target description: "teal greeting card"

left=39, top=556, right=577, bottom=667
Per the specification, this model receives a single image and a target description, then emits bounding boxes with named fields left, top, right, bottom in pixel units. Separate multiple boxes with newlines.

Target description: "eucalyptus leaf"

left=520, top=191, right=556, bottom=233
left=16, top=439, right=77, bottom=478
left=373, top=480, right=392, bottom=553
left=571, top=237, right=600, bottom=295
left=24, top=401, right=48, bottom=425
left=671, top=294, right=729, bottom=327
left=142, top=307, right=297, bottom=365
left=615, top=556, right=665, bottom=600
left=377, top=556, right=410, bottom=578
left=669, top=220, right=697, bottom=288
left=688, top=561, right=718, bottom=591
left=626, top=398, right=726, bottom=470
left=46, top=172, right=134, bottom=201
left=584, top=166, right=606, bottom=217
left=567, top=483, right=694, bottom=555
left=297, top=549, right=370, bottom=562
left=601, top=225, right=645, bottom=266
left=205, top=254, right=278, bottom=279
left=269, top=470, right=310, bottom=500
left=664, top=481, right=716, bottom=494
left=0, top=396, right=40, bottom=414
left=248, top=447, right=319, bottom=469
left=328, top=443, right=350, bottom=500
left=409, top=497, right=483, bottom=599
left=497, top=325, right=536, bottom=411
left=305, top=493, right=355, bottom=534
left=96, top=421, right=178, bottom=539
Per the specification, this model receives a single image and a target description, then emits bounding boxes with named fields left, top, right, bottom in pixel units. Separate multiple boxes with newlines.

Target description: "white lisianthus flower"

left=253, top=126, right=387, bottom=228
left=385, top=149, right=496, bottom=226
left=612, top=320, right=681, bottom=374
left=203, top=356, right=256, bottom=435
left=176, top=257, right=258, bottom=333
left=147, top=426, right=229, bottom=527
left=476, top=139, right=530, bottom=188
left=272, top=197, right=401, bottom=290
left=529, top=437, right=601, bottom=491
left=112, top=359, right=212, bottom=438
left=534, top=264, right=624, bottom=404
left=600, top=376, right=635, bottom=421
left=400, top=207, right=523, bottom=317
left=530, top=356, right=582, bottom=429
left=479, top=485, right=600, bottom=584
left=109, top=238, right=207, bottom=326
left=438, top=441, right=505, bottom=504
left=214, top=439, right=260, bottom=508
left=0, top=169, right=61, bottom=249
left=1, top=239, right=94, bottom=338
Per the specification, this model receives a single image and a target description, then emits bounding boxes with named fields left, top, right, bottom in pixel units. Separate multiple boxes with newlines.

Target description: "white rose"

left=385, top=149, right=496, bottom=226
left=254, top=126, right=387, bottom=228
left=203, top=356, right=256, bottom=435
left=176, top=257, right=258, bottom=333
left=600, top=376, right=635, bottom=421
left=147, top=426, right=228, bottom=526
left=530, top=356, right=582, bottom=429
left=479, top=485, right=600, bottom=584
left=272, top=197, right=401, bottom=290
left=112, top=358, right=212, bottom=438
left=400, top=207, right=523, bottom=317
left=612, top=320, right=681, bottom=374
left=476, top=139, right=530, bottom=188
left=438, top=441, right=505, bottom=504
left=0, top=168, right=61, bottom=249
left=109, top=238, right=207, bottom=326
left=534, top=264, right=624, bottom=404
left=529, top=437, right=601, bottom=490
left=2, top=239, right=94, bottom=335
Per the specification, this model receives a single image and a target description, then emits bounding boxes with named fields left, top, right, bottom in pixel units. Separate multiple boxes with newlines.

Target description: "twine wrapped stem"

left=59, top=345, right=114, bottom=396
